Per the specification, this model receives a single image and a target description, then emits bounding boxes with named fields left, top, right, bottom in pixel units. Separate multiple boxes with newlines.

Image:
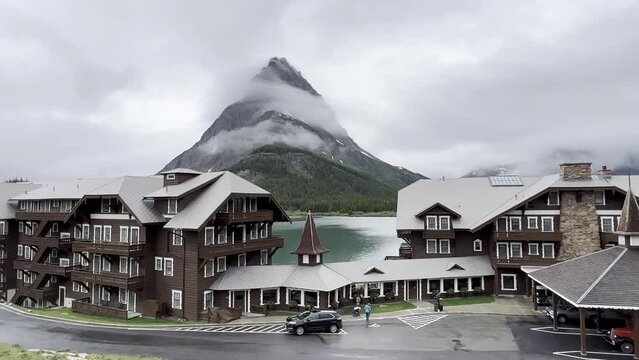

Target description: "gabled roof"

left=145, top=172, right=224, bottom=199
left=446, top=263, right=465, bottom=271
left=617, top=187, right=639, bottom=235
left=10, top=178, right=117, bottom=201
left=364, top=266, right=385, bottom=275
left=292, top=212, right=329, bottom=255
left=0, top=183, right=41, bottom=219
left=415, top=202, right=461, bottom=218
left=159, top=168, right=201, bottom=175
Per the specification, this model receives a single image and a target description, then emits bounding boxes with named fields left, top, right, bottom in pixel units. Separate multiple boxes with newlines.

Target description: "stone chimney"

left=598, top=165, right=613, bottom=179
left=559, top=163, right=592, bottom=180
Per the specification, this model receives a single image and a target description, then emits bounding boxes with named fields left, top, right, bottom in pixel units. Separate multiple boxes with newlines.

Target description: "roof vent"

left=364, top=266, right=385, bottom=275
left=489, top=175, right=523, bottom=187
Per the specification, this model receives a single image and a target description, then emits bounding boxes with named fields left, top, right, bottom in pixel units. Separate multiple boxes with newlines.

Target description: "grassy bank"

left=338, top=301, right=415, bottom=315
left=13, top=306, right=184, bottom=326
left=0, top=344, right=161, bottom=360
left=429, top=296, right=495, bottom=307
left=286, top=210, right=396, bottom=219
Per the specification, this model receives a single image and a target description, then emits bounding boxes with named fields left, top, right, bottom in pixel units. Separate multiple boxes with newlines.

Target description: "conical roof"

left=291, top=212, right=329, bottom=255
left=617, top=187, right=639, bottom=235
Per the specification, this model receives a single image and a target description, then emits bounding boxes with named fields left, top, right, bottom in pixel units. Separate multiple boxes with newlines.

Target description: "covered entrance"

left=231, top=290, right=248, bottom=313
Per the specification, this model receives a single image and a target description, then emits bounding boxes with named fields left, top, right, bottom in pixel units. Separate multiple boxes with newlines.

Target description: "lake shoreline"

left=286, top=210, right=396, bottom=220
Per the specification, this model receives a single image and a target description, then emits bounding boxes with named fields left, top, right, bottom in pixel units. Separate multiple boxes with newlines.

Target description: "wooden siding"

left=198, top=237, right=283, bottom=259
left=493, top=232, right=563, bottom=242
left=72, top=269, right=144, bottom=290
left=422, top=229, right=456, bottom=239
left=214, top=211, right=274, bottom=225
left=72, top=241, right=145, bottom=257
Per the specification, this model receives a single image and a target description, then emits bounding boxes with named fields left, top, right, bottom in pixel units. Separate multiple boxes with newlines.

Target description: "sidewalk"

left=408, top=296, right=540, bottom=316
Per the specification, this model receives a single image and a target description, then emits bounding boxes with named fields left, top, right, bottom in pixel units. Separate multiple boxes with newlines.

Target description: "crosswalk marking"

left=397, top=313, right=447, bottom=330
left=171, top=323, right=346, bottom=335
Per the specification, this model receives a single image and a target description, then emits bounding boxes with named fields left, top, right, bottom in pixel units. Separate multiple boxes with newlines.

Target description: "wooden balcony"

left=13, top=286, right=57, bottom=301
left=72, top=240, right=145, bottom=257
left=492, top=256, right=561, bottom=268
left=422, top=229, right=456, bottom=239
left=600, top=232, right=618, bottom=245
left=19, top=235, right=74, bottom=248
left=493, top=231, right=563, bottom=242
left=72, top=298, right=132, bottom=320
left=214, top=210, right=273, bottom=225
left=14, top=259, right=77, bottom=277
left=71, top=268, right=144, bottom=290
left=199, top=236, right=284, bottom=258
left=15, top=211, right=69, bottom=222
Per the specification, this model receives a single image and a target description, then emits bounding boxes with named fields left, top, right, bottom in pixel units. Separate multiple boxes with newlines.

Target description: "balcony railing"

left=18, top=235, right=74, bottom=248
left=72, top=298, right=131, bottom=320
left=13, top=259, right=78, bottom=276
left=72, top=240, right=145, bottom=257
left=199, top=236, right=284, bottom=258
left=13, top=286, right=57, bottom=301
left=422, top=229, right=456, bottom=239
left=71, top=268, right=144, bottom=289
left=492, top=256, right=560, bottom=268
left=215, top=210, right=274, bottom=225
left=15, top=211, right=69, bottom=222
left=493, top=231, right=563, bottom=242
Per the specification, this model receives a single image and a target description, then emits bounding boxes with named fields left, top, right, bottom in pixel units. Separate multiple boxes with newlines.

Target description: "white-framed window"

left=59, top=258, right=70, bottom=267
left=260, top=250, right=268, bottom=265
left=217, top=256, right=227, bottom=272
left=52, top=200, right=59, bottom=208
left=426, top=216, right=438, bottom=230
left=473, top=239, right=482, bottom=252
left=204, top=227, right=214, bottom=245
left=426, top=239, right=437, bottom=254
left=101, top=287, right=111, bottom=301
left=528, top=243, right=539, bottom=256
left=260, top=288, right=280, bottom=305
left=119, top=288, right=127, bottom=304
left=130, top=226, right=140, bottom=244
left=119, top=256, right=128, bottom=273
left=238, top=253, right=246, bottom=267
left=51, top=248, right=58, bottom=258
left=73, top=281, right=89, bottom=294
left=527, top=217, right=538, bottom=230
left=204, top=259, right=214, bottom=277
left=500, top=274, right=517, bottom=291
left=542, top=243, right=555, bottom=259
left=260, top=223, right=270, bottom=238
left=233, top=198, right=245, bottom=212
left=121, top=205, right=129, bottom=214
left=120, top=226, right=129, bottom=243
left=17, top=244, right=24, bottom=257
left=50, top=275, right=57, bottom=283
left=164, top=258, right=174, bottom=276
left=302, top=254, right=309, bottom=264
left=600, top=216, right=615, bottom=233
left=541, top=217, right=554, bottom=232
left=249, top=225, right=259, bottom=240
left=74, top=224, right=82, bottom=239
left=60, top=200, right=72, bottom=212
left=547, top=191, right=560, bottom=206
left=154, top=257, right=163, bottom=271
left=18, top=221, right=24, bottom=233
left=24, top=246, right=32, bottom=260
left=103, top=225, right=112, bottom=242
left=73, top=252, right=89, bottom=266
left=315, top=254, right=321, bottom=263
left=594, top=191, right=606, bottom=205
left=93, top=225, right=103, bottom=242
left=510, top=242, right=523, bottom=258
left=204, top=290, right=213, bottom=310
left=101, top=198, right=111, bottom=213
left=51, top=223, right=58, bottom=233
left=249, top=197, right=258, bottom=212
left=172, top=229, right=183, bottom=246
left=509, top=217, right=521, bottom=232
left=72, top=281, right=81, bottom=292
left=167, top=199, right=178, bottom=215
left=166, top=173, right=176, bottom=180
left=102, top=258, right=111, bottom=272
left=217, top=227, right=227, bottom=244
left=439, top=239, right=450, bottom=254
left=172, top=290, right=182, bottom=309
left=439, top=216, right=450, bottom=230
left=82, top=224, right=90, bottom=240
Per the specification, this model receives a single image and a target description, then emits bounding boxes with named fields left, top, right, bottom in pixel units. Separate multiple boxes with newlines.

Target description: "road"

left=0, top=308, right=622, bottom=360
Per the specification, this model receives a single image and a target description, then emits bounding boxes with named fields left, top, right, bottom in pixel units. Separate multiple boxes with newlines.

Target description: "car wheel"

left=620, top=341, right=634, bottom=354
left=295, top=326, right=305, bottom=336
left=557, top=315, right=567, bottom=324
left=329, top=324, right=338, bottom=333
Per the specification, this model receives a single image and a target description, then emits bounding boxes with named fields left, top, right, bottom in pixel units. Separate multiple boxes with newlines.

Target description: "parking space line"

left=553, top=350, right=633, bottom=359
left=397, top=314, right=447, bottom=330
left=531, top=326, right=607, bottom=337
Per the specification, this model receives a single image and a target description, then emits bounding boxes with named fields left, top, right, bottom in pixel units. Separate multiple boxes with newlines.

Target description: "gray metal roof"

left=163, top=172, right=270, bottom=230
left=10, top=178, right=117, bottom=201
left=158, top=168, right=202, bottom=175
left=397, top=174, right=639, bottom=232
left=0, top=183, right=41, bottom=219
left=211, top=255, right=494, bottom=292
left=145, top=172, right=224, bottom=198
left=529, top=247, right=639, bottom=310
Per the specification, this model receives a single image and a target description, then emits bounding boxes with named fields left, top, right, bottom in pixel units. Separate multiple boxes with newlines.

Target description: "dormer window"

left=167, top=199, right=177, bottom=214
left=101, top=199, right=111, bottom=213
left=594, top=191, right=606, bottom=205
left=166, top=173, right=176, bottom=180
left=439, top=216, right=450, bottom=230
left=547, top=191, right=560, bottom=206
left=426, top=215, right=451, bottom=230
left=426, top=216, right=438, bottom=230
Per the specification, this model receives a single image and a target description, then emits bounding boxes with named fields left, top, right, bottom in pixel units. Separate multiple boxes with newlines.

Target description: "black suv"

left=285, top=309, right=343, bottom=335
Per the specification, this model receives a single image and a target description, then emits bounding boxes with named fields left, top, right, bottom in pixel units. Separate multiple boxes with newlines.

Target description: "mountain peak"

left=253, top=57, right=320, bottom=96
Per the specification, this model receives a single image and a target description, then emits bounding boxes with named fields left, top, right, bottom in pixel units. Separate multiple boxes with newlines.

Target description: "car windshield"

left=296, top=311, right=311, bottom=319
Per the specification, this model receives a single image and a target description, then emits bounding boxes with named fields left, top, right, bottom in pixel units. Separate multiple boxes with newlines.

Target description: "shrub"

left=446, top=288, right=455, bottom=297
left=459, top=287, right=469, bottom=297
left=290, top=300, right=298, bottom=309
left=330, top=301, right=339, bottom=310
left=265, top=300, right=276, bottom=311
left=384, top=291, right=395, bottom=301
left=473, top=286, right=483, bottom=296
left=370, top=292, right=379, bottom=304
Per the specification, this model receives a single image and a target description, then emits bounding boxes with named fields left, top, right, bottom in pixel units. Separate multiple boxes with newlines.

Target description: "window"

left=249, top=225, right=259, bottom=240
left=527, top=217, right=538, bottom=230
left=501, top=274, right=517, bottom=291
left=101, top=198, right=111, bottom=213
left=541, top=217, right=554, bottom=232
left=217, top=227, right=227, bottom=244
left=204, top=260, right=214, bottom=277
left=93, top=225, right=102, bottom=242
left=260, top=223, right=270, bottom=238
left=74, top=225, right=82, bottom=239
left=172, top=290, right=182, bottom=309
left=594, top=191, right=606, bottom=205
left=316, top=254, right=321, bottom=263
left=50, top=275, right=57, bottom=283
left=439, top=216, right=450, bottom=230
left=103, top=225, right=112, bottom=242
left=261, top=288, right=279, bottom=305
left=51, top=248, right=57, bottom=258
left=204, top=227, right=214, bottom=245
left=19, top=201, right=26, bottom=210
left=528, top=243, right=539, bottom=256
left=154, top=257, right=163, bottom=271
left=547, top=191, right=560, bottom=206
left=426, top=216, right=438, bottom=230
left=473, top=239, right=482, bottom=252
left=249, top=197, right=258, bottom=212
left=130, top=227, right=139, bottom=244
left=17, top=245, right=23, bottom=257
left=119, top=288, right=127, bottom=304
left=260, top=250, right=268, bottom=265
left=302, top=254, right=309, bottom=264
left=73, top=252, right=89, bottom=266
left=60, top=200, right=72, bottom=212
left=119, top=257, right=128, bottom=274
left=509, top=217, right=521, bottom=232
left=217, top=256, right=227, bottom=272
left=73, top=281, right=89, bottom=294
left=59, top=258, right=70, bottom=267
left=233, top=198, right=244, bottom=212
left=121, top=206, right=129, bottom=214
left=173, top=229, right=183, bottom=246
left=426, top=239, right=437, bottom=254
left=102, top=258, right=111, bottom=272
left=542, top=243, right=555, bottom=259
left=52, top=223, right=59, bottom=233
left=439, top=239, right=450, bottom=254
left=600, top=216, right=615, bottom=233
left=18, top=221, right=23, bottom=233
left=82, top=224, right=90, bottom=240
left=166, top=173, right=176, bottom=180
left=120, top=226, right=129, bottom=243
left=52, top=200, right=59, bottom=208
left=164, top=258, right=174, bottom=276
left=24, top=246, right=32, bottom=260
left=204, top=290, right=213, bottom=310
left=167, top=199, right=178, bottom=214
left=101, top=287, right=111, bottom=301
left=496, top=242, right=509, bottom=259
left=510, top=242, right=523, bottom=258
left=238, top=253, right=246, bottom=267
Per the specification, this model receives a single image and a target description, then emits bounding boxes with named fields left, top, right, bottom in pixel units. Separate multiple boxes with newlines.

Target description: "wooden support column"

left=532, top=280, right=538, bottom=311
left=552, top=293, right=558, bottom=331
left=579, top=308, right=587, bottom=357
left=634, top=310, right=639, bottom=360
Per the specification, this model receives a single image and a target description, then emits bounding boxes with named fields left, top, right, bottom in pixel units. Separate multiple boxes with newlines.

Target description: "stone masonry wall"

left=558, top=191, right=601, bottom=260
left=560, top=163, right=592, bottom=180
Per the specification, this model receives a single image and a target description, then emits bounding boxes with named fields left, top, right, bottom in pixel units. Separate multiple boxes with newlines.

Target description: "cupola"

left=616, top=184, right=639, bottom=248
left=291, top=211, right=329, bottom=266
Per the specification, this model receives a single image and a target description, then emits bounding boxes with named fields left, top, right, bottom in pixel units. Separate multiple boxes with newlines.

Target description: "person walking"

left=364, top=302, right=372, bottom=323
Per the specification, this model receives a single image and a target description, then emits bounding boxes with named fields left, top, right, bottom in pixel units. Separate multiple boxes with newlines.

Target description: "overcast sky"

left=1, top=0, right=638, bottom=181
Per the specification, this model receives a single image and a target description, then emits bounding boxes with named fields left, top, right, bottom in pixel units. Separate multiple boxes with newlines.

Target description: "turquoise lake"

left=271, top=216, right=402, bottom=265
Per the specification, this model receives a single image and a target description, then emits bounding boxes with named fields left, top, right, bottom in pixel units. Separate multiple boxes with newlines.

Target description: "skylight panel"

left=489, top=175, right=523, bottom=187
